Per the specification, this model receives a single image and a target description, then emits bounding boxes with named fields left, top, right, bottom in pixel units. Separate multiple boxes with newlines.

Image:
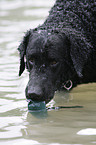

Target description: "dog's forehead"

left=27, top=32, right=64, bottom=60
left=27, top=34, right=45, bottom=54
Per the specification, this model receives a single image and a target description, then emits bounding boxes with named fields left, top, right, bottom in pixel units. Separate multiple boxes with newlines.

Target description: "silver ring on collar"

left=63, top=80, right=73, bottom=91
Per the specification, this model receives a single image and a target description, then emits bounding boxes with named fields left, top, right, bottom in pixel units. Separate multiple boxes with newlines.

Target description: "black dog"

left=18, top=0, right=96, bottom=103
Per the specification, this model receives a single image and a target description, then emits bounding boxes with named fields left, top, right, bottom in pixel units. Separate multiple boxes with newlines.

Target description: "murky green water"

left=0, top=0, right=96, bottom=145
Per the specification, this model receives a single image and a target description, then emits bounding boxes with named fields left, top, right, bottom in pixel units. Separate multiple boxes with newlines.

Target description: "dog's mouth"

left=27, top=99, right=46, bottom=112
left=26, top=90, right=55, bottom=112
left=26, top=95, right=54, bottom=105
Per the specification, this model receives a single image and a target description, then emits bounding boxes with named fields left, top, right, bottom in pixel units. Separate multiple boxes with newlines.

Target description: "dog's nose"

left=26, top=86, right=44, bottom=102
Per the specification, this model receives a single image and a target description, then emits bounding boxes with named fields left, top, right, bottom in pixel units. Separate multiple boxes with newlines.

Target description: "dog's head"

left=18, top=29, right=90, bottom=103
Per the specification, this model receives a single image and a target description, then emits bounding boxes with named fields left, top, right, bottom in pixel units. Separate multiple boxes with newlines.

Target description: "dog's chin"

left=26, top=95, right=54, bottom=104
left=45, top=96, right=54, bottom=104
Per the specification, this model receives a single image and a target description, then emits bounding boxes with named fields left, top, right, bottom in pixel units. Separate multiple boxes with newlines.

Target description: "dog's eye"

left=29, top=58, right=35, bottom=63
left=50, top=60, right=57, bottom=66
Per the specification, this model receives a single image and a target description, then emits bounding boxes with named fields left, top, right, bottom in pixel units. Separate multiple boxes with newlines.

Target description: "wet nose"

left=26, top=86, right=44, bottom=102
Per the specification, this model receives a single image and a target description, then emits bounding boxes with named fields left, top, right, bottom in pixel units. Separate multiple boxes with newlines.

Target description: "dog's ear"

left=70, top=34, right=91, bottom=78
left=18, top=30, right=31, bottom=76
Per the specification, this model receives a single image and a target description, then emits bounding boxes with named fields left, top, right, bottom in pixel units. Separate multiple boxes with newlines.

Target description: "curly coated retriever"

left=18, top=0, right=96, bottom=103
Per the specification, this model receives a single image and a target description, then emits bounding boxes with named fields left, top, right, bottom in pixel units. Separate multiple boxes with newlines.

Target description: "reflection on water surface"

left=0, top=0, right=96, bottom=145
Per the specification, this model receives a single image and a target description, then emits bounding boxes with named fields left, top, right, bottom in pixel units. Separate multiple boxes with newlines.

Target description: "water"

left=0, top=0, right=96, bottom=144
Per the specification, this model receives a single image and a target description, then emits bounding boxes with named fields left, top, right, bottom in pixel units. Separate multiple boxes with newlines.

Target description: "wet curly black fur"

left=18, top=0, right=96, bottom=103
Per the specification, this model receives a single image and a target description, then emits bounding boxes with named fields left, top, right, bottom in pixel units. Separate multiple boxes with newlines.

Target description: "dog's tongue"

left=27, top=99, right=46, bottom=112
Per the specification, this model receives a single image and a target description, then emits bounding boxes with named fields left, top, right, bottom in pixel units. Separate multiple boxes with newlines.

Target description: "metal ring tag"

left=63, top=80, right=73, bottom=91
